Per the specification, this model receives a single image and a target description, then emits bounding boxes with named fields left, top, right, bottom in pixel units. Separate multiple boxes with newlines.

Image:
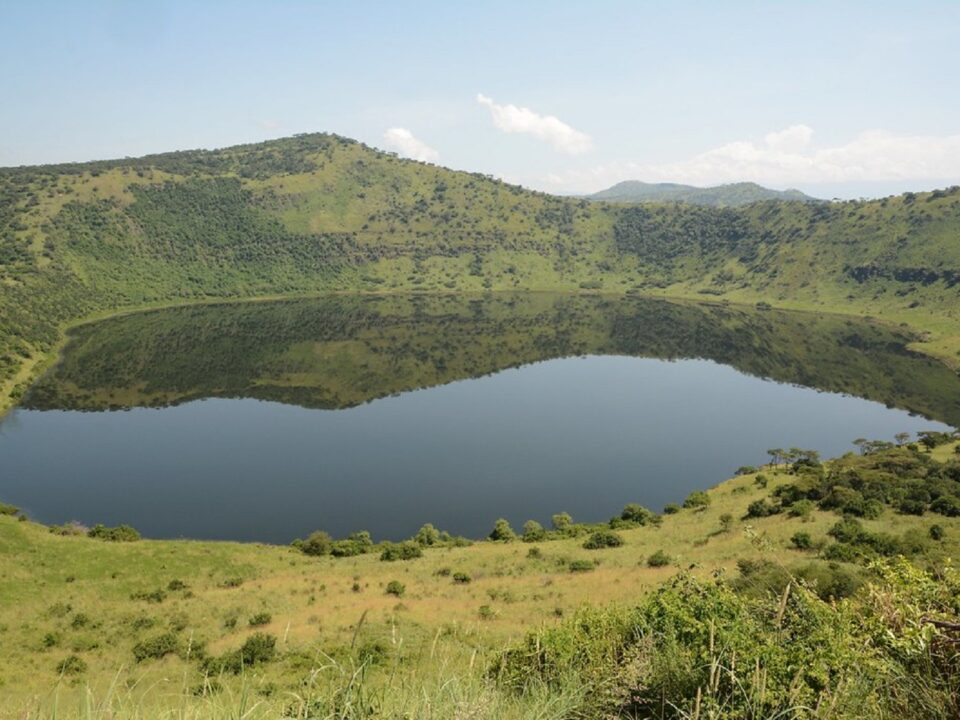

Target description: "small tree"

left=489, top=518, right=517, bottom=542
left=620, top=503, right=654, bottom=525
left=299, top=531, right=332, bottom=556
left=522, top=520, right=546, bottom=542
left=414, top=523, right=441, bottom=546
left=683, top=491, right=711, bottom=509
left=385, top=580, right=405, bottom=597
left=551, top=512, right=573, bottom=532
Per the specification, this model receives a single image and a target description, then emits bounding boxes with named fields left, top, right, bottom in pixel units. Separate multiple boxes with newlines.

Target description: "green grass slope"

left=2, top=133, right=960, bottom=413
left=1, top=440, right=959, bottom=718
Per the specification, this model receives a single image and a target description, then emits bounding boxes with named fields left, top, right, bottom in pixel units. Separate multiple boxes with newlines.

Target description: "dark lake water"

left=1, top=294, right=957, bottom=543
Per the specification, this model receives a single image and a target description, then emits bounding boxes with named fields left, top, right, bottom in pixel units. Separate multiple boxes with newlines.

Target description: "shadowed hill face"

left=25, top=294, right=960, bottom=426
left=2, top=133, right=960, bottom=410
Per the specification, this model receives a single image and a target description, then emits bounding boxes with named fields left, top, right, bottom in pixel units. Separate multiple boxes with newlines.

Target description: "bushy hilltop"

left=2, top=133, right=960, bottom=409
left=586, top=179, right=814, bottom=206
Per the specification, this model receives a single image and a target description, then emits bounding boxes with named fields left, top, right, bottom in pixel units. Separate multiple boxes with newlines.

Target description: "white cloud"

left=545, top=126, right=960, bottom=193
left=382, top=127, right=440, bottom=163
left=477, top=93, right=592, bottom=155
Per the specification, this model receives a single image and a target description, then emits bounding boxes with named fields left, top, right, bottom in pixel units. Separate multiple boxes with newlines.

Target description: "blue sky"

left=3, top=1, right=960, bottom=197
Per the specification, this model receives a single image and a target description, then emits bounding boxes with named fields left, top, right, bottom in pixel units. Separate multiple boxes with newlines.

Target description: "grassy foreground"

left=1, top=441, right=959, bottom=719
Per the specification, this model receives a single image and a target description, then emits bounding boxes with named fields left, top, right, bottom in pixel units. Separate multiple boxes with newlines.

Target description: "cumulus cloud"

left=477, top=93, right=592, bottom=155
left=546, top=125, right=960, bottom=193
left=382, top=127, right=440, bottom=163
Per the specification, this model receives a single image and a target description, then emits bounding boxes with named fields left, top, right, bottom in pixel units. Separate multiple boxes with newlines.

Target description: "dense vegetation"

left=587, top=180, right=814, bottom=206
left=2, top=132, right=960, bottom=413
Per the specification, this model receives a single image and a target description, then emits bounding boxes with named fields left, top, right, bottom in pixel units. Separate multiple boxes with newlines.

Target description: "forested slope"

left=2, top=133, right=960, bottom=410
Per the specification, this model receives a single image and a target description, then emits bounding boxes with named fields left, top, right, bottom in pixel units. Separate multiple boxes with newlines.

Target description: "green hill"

left=586, top=180, right=816, bottom=205
left=2, top=133, right=960, bottom=412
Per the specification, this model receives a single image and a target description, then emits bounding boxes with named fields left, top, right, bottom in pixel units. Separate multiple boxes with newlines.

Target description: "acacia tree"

left=767, top=448, right=784, bottom=468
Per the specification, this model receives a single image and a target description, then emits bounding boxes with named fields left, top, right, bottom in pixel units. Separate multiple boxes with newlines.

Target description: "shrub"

left=385, top=580, right=405, bottom=597
left=569, top=559, right=596, bottom=573
left=167, top=579, right=188, bottom=591
left=898, top=499, right=926, bottom=516
left=791, top=531, right=813, bottom=549
left=719, top=513, right=734, bottom=532
left=130, top=589, right=166, bottom=603
left=87, top=524, right=140, bottom=542
left=551, top=512, right=573, bottom=531
left=754, top=474, right=769, bottom=488
left=132, top=632, right=180, bottom=662
left=379, top=541, right=423, bottom=561
left=683, top=490, right=711, bottom=509
left=414, top=524, right=440, bottom=546
left=0, top=502, right=20, bottom=516
left=647, top=550, right=671, bottom=567
left=745, top=499, right=779, bottom=518
left=330, top=533, right=373, bottom=557
left=452, top=572, right=472, bottom=584
left=488, top=518, right=517, bottom=542
left=736, top=466, right=757, bottom=476
left=620, top=503, right=654, bottom=525
left=930, top=524, right=945, bottom=541
left=662, top=503, right=680, bottom=514
left=299, top=531, right=332, bottom=556
left=583, top=530, right=625, bottom=550
left=787, top=499, right=815, bottom=519
left=248, top=612, right=272, bottom=627
left=202, top=633, right=276, bottom=675
left=527, top=547, right=543, bottom=559
left=478, top=605, right=497, bottom=620
left=56, top=655, right=86, bottom=675
left=931, top=495, right=960, bottom=517
left=521, top=520, right=546, bottom=542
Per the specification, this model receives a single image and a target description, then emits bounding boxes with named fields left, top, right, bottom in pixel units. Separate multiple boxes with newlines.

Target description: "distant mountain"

left=586, top=181, right=816, bottom=206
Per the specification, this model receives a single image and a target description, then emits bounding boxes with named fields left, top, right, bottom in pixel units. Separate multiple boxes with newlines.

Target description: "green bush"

left=583, top=530, right=625, bottom=550
left=379, top=541, right=423, bottom=561
left=385, top=580, right=405, bottom=597
left=132, top=632, right=180, bottom=662
left=298, top=530, right=332, bottom=556
left=551, top=512, right=573, bottom=531
left=202, top=633, right=276, bottom=675
left=682, top=490, right=710, bottom=509
left=248, top=612, right=271, bottom=627
left=87, top=523, right=140, bottom=542
left=493, top=564, right=952, bottom=718
left=791, top=531, right=813, bottom=549
left=330, top=532, right=373, bottom=557
left=56, top=655, right=87, bottom=675
left=521, top=519, right=546, bottom=542
left=745, top=498, right=779, bottom=518
left=930, top=524, right=945, bottom=540
left=787, top=498, right=816, bottom=519
left=414, top=524, right=441, bottom=546
left=662, top=503, right=680, bottom=514
left=620, top=503, right=654, bottom=525
left=569, top=559, right=596, bottom=573
left=452, top=572, right=472, bottom=584
left=646, top=550, right=671, bottom=567
left=488, top=518, right=517, bottom=542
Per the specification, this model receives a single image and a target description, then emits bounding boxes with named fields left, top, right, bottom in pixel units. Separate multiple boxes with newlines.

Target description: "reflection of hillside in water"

left=24, top=293, right=960, bottom=427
